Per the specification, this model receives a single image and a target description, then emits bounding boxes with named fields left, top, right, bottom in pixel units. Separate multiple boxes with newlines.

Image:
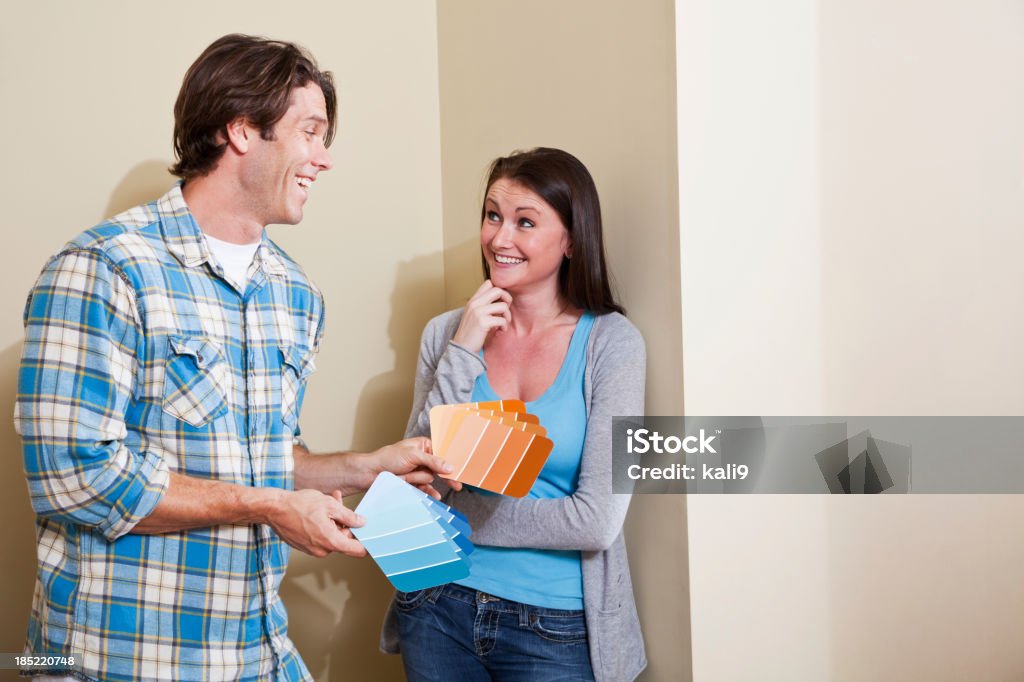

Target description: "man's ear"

left=224, top=117, right=252, bottom=154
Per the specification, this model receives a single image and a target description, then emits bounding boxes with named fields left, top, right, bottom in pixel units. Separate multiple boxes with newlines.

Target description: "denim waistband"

left=438, top=582, right=586, bottom=619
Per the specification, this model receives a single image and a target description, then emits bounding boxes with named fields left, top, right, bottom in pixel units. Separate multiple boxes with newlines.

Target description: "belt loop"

left=518, top=601, right=530, bottom=628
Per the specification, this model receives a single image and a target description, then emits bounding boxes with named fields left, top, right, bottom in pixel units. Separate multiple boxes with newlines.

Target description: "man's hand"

left=366, top=437, right=463, bottom=499
left=265, top=488, right=367, bottom=558
left=292, top=439, right=463, bottom=499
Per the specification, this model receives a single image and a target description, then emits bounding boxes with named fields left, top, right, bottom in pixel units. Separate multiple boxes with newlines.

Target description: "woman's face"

left=480, top=178, right=571, bottom=297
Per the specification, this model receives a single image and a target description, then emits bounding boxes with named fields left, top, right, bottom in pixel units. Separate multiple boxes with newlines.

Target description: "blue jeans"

left=395, top=583, right=595, bottom=682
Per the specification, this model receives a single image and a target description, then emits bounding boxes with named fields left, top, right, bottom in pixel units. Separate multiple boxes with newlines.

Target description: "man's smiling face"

left=241, top=82, right=334, bottom=226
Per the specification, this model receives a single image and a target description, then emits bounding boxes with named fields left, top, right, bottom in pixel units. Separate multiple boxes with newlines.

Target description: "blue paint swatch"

left=353, top=472, right=474, bottom=591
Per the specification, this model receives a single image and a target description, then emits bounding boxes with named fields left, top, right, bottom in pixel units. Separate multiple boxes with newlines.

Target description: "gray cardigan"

left=379, top=308, right=648, bottom=682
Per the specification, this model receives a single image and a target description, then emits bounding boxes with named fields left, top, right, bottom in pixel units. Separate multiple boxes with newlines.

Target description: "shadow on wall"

left=443, top=236, right=484, bottom=308
left=350, top=252, right=448, bottom=452
left=281, top=251, right=446, bottom=682
left=104, top=160, right=177, bottom=217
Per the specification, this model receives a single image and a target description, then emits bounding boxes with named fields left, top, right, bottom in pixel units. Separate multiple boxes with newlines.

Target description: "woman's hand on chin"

left=453, top=279, right=512, bottom=352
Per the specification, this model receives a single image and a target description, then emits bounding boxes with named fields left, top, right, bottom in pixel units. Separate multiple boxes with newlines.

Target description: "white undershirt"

left=204, top=233, right=261, bottom=289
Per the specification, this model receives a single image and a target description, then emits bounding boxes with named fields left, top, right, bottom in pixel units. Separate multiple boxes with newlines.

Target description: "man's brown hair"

left=170, top=34, right=337, bottom=181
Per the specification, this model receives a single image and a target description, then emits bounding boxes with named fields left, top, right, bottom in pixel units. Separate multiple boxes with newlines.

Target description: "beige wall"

left=0, top=3, right=445, bottom=681
left=679, top=0, right=1024, bottom=680
left=436, top=1, right=688, bottom=679
left=2, top=2, right=687, bottom=680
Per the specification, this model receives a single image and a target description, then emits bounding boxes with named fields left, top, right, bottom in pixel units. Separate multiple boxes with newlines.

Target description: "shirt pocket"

left=162, top=335, right=230, bottom=428
left=279, top=344, right=316, bottom=430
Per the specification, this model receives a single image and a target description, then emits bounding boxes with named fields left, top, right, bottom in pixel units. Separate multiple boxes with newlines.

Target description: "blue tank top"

left=455, top=311, right=595, bottom=609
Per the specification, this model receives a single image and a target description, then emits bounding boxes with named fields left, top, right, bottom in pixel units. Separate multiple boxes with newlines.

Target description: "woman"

left=381, top=148, right=646, bottom=682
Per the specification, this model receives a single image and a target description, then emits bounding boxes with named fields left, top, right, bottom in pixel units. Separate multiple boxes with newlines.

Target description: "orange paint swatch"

left=429, top=403, right=554, bottom=497
left=503, top=437, right=556, bottom=497
left=442, top=412, right=490, bottom=477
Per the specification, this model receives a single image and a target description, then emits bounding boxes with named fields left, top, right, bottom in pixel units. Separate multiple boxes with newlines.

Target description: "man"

left=15, top=34, right=450, bottom=681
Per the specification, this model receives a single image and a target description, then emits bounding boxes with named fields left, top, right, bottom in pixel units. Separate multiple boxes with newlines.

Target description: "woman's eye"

left=519, top=219, right=535, bottom=228
left=487, top=211, right=501, bottom=222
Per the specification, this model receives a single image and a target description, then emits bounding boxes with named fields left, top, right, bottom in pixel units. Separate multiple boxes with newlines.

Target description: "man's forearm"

left=132, top=472, right=283, bottom=534
left=293, top=444, right=375, bottom=496
left=133, top=468, right=367, bottom=556
left=134, top=446, right=374, bottom=535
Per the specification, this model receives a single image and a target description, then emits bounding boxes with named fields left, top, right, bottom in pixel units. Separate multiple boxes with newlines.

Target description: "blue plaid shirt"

left=15, top=184, right=323, bottom=681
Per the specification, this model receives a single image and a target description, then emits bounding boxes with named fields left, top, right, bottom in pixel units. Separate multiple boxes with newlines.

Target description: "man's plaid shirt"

left=15, top=184, right=323, bottom=681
